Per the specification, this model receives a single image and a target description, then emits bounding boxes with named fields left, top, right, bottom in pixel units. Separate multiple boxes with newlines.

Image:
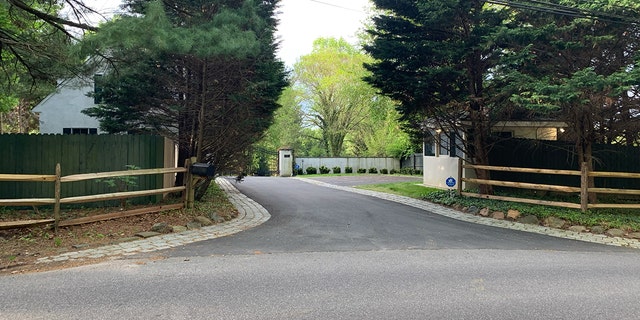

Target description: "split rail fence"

left=0, top=164, right=187, bottom=230
left=460, top=162, right=640, bottom=212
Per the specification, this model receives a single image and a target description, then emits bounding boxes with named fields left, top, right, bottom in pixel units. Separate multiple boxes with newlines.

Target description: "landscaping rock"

left=591, top=226, right=606, bottom=234
left=467, top=206, right=480, bottom=215
left=172, top=226, right=188, bottom=233
left=186, top=221, right=202, bottom=230
left=194, top=216, right=213, bottom=226
left=606, top=228, right=625, bottom=238
left=478, top=207, right=490, bottom=217
left=135, top=231, right=161, bottom=239
left=492, top=211, right=505, bottom=220
left=568, top=226, right=587, bottom=233
left=506, top=209, right=521, bottom=221
left=452, top=204, right=464, bottom=211
left=628, top=232, right=640, bottom=240
left=209, top=214, right=226, bottom=224
left=518, top=215, right=539, bottom=225
left=151, top=222, right=172, bottom=234
left=118, top=237, right=139, bottom=242
left=544, top=217, right=567, bottom=229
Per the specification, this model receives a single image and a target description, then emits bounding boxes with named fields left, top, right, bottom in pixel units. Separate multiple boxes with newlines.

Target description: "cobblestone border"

left=36, top=178, right=270, bottom=264
left=297, top=177, right=640, bottom=250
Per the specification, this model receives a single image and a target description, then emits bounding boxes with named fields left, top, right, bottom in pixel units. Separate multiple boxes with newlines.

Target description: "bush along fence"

left=460, top=162, right=640, bottom=212
left=0, top=164, right=188, bottom=231
left=296, top=157, right=403, bottom=175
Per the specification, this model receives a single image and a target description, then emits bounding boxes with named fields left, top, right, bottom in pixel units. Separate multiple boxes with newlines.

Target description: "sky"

left=84, top=0, right=372, bottom=67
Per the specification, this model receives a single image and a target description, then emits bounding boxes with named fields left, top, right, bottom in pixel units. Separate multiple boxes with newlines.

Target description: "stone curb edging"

left=36, top=177, right=270, bottom=264
left=295, top=177, right=640, bottom=250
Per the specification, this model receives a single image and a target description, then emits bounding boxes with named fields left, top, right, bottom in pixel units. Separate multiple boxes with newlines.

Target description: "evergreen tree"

left=82, top=0, right=287, bottom=181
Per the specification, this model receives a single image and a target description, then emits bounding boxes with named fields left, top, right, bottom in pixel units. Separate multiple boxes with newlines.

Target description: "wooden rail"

left=0, top=165, right=188, bottom=230
left=461, top=163, right=640, bottom=212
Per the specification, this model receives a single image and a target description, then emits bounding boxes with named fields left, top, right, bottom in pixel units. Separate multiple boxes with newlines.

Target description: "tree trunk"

left=469, top=108, right=493, bottom=195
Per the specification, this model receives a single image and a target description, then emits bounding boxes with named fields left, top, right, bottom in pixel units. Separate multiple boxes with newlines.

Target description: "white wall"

left=296, top=157, right=400, bottom=173
left=33, top=79, right=102, bottom=134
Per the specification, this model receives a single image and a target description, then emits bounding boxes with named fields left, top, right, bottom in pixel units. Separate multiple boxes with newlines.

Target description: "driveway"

left=2, top=176, right=640, bottom=320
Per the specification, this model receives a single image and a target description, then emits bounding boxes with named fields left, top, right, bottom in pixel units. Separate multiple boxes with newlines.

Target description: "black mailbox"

left=190, top=163, right=215, bottom=178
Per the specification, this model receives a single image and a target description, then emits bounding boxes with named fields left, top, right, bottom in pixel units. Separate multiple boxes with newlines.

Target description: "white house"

left=33, top=75, right=103, bottom=135
left=423, top=121, right=567, bottom=190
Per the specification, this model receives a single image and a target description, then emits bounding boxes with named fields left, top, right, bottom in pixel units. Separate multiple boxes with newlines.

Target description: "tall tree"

left=293, top=38, right=376, bottom=157
left=82, top=0, right=287, bottom=180
left=364, top=0, right=517, bottom=194
left=0, top=0, right=87, bottom=133
left=502, top=0, right=640, bottom=201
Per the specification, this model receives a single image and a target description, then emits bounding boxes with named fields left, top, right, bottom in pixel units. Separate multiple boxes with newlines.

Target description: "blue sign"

left=445, top=177, right=456, bottom=188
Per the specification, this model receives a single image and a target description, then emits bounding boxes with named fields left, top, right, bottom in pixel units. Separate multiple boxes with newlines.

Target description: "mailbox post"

left=185, top=159, right=215, bottom=209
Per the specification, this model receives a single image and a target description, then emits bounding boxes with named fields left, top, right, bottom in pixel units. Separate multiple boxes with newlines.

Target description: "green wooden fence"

left=0, top=134, right=169, bottom=205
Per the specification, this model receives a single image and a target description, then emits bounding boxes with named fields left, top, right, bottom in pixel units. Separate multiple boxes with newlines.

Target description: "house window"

left=63, top=128, right=98, bottom=135
left=424, top=133, right=435, bottom=156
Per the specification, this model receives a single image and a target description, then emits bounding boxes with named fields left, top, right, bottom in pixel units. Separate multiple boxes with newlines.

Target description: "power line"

left=308, top=0, right=365, bottom=13
left=487, top=0, right=639, bottom=25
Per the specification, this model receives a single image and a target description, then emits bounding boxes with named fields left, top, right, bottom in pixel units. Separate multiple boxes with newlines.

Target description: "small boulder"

left=467, top=206, right=480, bottom=215
left=478, top=207, right=490, bottom=217
left=151, top=222, right=172, bottom=234
left=172, top=226, right=188, bottom=233
left=606, top=228, right=626, bottom=238
left=209, top=214, right=226, bottom=224
left=590, top=226, right=606, bottom=234
left=194, top=216, right=213, bottom=226
left=506, top=209, right=521, bottom=221
left=492, top=211, right=505, bottom=220
left=568, top=226, right=587, bottom=233
left=518, top=215, right=540, bottom=225
left=627, top=232, right=640, bottom=240
left=135, top=231, right=161, bottom=239
left=186, top=221, right=202, bottom=230
left=544, top=217, right=567, bottom=229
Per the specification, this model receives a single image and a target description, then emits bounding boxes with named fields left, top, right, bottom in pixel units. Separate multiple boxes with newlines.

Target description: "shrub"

left=400, top=168, right=415, bottom=175
left=296, top=168, right=304, bottom=175
left=380, top=168, right=388, bottom=174
left=345, top=167, right=353, bottom=173
left=319, top=165, right=330, bottom=174
left=389, top=169, right=397, bottom=175
left=332, top=166, right=341, bottom=174
left=357, top=168, right=367, bottom=174
left=415, top=169, right=422, bottom=175
left=368, top=167, right=378, bottom=174
left=306, top=166, right=317, bottom=174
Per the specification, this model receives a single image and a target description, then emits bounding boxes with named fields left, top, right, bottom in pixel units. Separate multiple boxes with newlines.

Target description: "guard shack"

left=278, top=148, right=294, bottom=177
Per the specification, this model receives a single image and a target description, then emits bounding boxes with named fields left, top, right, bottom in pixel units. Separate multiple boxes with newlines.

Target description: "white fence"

left=296, top=157, right=401, bottom=173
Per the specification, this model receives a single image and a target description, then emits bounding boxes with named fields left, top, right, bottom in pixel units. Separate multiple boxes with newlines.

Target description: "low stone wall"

left=296, top=157, right=400, bottom=173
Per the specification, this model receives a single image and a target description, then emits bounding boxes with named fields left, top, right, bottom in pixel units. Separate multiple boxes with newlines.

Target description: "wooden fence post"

left=580, top=162, right=589, bottom=213
left=54, top=163, right=61, bottom=232
left=185, top=157, right=197, bottom=209
left=457, top=157, right=463, bottom=195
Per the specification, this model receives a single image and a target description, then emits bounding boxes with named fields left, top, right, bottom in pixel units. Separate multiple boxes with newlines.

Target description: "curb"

left=36, top=177, right=270, bottom=264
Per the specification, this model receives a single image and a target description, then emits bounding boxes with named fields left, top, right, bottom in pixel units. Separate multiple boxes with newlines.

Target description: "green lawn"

left=356, top=181, right=640, bottom=232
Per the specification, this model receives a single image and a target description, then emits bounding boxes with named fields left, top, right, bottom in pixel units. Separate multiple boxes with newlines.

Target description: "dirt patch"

left=0, top=184, right=238, bottom=275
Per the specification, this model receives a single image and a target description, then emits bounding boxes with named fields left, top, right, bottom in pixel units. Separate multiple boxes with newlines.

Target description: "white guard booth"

left=278, top=148, right=294, bottom=177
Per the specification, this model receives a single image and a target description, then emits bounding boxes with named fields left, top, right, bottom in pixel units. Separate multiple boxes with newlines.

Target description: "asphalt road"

left=2, top=176, right=640, bottom=320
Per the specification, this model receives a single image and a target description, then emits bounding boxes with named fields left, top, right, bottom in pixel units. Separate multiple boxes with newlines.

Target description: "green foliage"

left=357, top=168, right=367, bottom=174
left=368, top=167, right=378, bottom=174
left=81, top=0, right=287, bottom=174
left=345, top=167, right=353, bottom=174
left=97, top=165, right=140, bottom=209
left=332, top=166, right=341, bottom=174
left=380, top=168, right=388, bottom=174
left=306, top=166, right=317, bottom=174
left=389, top=169, right=397, bottom=175
left=319, top=165, right=330, bottom=174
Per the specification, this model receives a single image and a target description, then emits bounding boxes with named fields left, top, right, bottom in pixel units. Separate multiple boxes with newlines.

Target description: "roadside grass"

left=357, top=182, right=640, bottom=232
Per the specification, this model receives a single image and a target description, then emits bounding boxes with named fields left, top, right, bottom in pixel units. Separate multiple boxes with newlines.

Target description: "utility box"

left=278, top=149, right=294, bottom=177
